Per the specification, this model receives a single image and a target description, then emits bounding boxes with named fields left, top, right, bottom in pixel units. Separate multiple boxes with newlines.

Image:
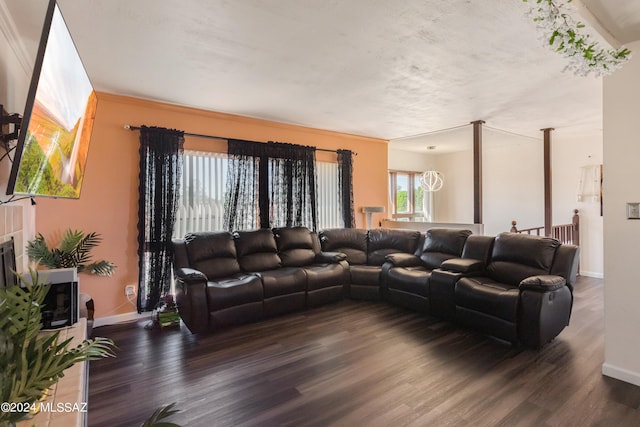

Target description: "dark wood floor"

left=88, top=276, right=640, bottom=427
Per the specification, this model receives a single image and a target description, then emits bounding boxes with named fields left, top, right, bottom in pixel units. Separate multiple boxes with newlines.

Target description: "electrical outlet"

left=125, top=285, right=136, bottom=296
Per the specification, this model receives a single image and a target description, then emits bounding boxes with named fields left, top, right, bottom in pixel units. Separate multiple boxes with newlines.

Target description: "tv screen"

left=6, top=0, right=97, bottom=199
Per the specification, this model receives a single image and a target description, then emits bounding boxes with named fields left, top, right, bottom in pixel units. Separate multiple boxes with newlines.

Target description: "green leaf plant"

left=140, top=402, right=182, bottom=427
left=522, top=0, right=632, bottom=77
left=0, top=269, right=116, bottom=425
left=26, top=229, right=116, bottom=277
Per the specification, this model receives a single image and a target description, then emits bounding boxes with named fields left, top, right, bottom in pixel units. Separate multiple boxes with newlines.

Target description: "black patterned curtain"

left=268, top=142, right=317, bottom=229
left=223, top=140, right=261, bottom=231
left=137, top=126, right=184, bottom=312
left=223, top=140, right=317, bottom=231
left=337, top=149, right=355, bottom=228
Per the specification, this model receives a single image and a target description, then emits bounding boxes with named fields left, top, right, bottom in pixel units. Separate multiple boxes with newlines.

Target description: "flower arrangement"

left=522, top=0, right=631, bottom=77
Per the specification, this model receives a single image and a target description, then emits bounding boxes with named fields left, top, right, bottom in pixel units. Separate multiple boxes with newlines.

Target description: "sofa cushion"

left=304, top=263, right=347, bottom=291
left=456, top=276, right=520, bottom=322
left=320, top=228, right=368, bottom=265
left=386, top=267, right=431, bottom=297
left=274, top=227, right=317, bottom=267
left=420, top=228, right=472, bottom=269
left=257, top=267, right=307, bottom=298
left=205, top=274, right=263, bottom=311
left=487, top=233, right=560, bottom=285
left=234, top=229, right=282, bottom=272
left=368, top=229, right=422, bottom=265
left=184, top=232, right=241, bottom=280
left=350, top=265, right=381, bottom=286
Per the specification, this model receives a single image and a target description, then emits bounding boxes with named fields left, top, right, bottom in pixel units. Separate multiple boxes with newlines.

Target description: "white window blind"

left=173, top=151, right=342, bottom=238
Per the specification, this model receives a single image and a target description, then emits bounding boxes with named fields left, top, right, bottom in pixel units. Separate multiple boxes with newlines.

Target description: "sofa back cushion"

left=234, top=229, right=282, bottom=272
left=274, top=227, right=317, bottom=267
left=319, top=228, right=367, bottom=265
left=183, top=232, right=241, bottom=280
left=420, top=228, right=472, bottom=269
left=487, top=232, right=560, bottom=285
left=368, top=229, right=422, bottom=266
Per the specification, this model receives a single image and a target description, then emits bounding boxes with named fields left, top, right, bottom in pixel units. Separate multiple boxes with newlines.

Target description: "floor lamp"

left=362, top=206, right=385, bottom=229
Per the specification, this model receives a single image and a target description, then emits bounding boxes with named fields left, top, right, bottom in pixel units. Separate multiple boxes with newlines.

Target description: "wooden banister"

left=510, top=209, right=579, bottom=246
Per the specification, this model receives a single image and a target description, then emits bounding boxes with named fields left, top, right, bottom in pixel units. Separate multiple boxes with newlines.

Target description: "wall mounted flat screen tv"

left=6, top=0, right=97, bottom=199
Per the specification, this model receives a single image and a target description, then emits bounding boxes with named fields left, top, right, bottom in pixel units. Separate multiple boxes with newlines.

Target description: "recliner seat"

left=453, top=232, right=578, bottom=347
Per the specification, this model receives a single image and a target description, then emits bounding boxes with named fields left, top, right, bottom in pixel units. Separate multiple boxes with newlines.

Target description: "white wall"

left=482, top=131, right=544, bottom=236
left=387, top=148, right=435, bottom=172
left=433, top=150, right=473, bottom=224
left=553, top=129, right=603, bottom=277
left=602, top=39, right=640, bottom=387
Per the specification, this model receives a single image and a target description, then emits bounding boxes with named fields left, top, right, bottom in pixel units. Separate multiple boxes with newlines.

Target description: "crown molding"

left=0, top=0, right=34, bottom=76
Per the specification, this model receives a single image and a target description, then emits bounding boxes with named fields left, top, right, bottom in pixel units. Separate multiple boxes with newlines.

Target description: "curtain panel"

left=137, top=126, right=184, bottom=312
left=337, top=149, right=355, bottom=228
left=223, top=140, right=317, bottom=231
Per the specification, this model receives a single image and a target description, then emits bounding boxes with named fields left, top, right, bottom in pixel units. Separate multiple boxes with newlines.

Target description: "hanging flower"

left=522, top=0, right=631, bottom=77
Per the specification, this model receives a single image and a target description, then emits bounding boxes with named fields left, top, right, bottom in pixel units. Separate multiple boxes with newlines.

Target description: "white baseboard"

left=579, top=270, right=604, bottom=279
left=602, top=363, right=640, bottom=387
left=94, top=311, right=152, bottom=328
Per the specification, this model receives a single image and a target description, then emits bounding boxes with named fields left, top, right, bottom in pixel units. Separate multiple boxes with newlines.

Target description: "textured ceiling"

left=3, top=0, right=640, bottom=147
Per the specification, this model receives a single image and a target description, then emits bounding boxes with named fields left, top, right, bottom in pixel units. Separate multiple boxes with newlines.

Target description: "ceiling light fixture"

left=420, top=170, right=444, bottom=192
left=522, top=0, right=631, bottom=77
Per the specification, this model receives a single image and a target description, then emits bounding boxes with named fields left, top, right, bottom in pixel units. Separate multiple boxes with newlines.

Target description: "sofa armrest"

left=315, top=251, right=347, bottom=263
left=519, top=275, right=567, bottom=292
left=174, top=268, right=209, bottom=334
left=175, top=268, right=208, bottom=286
left=384, top=253, right=422, bottom=267
left=440, top=258, right=484, bottom=274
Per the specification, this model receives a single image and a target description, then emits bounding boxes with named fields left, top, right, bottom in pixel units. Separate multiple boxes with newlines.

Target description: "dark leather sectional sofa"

left=172, top=226, right=579, bottom=348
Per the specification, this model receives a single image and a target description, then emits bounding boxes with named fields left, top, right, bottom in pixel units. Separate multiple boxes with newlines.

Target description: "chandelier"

left=420, top=170, right=444, bottom=192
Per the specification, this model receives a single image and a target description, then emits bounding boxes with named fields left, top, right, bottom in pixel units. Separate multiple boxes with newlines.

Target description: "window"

left=389, top=170, right=425, bottom=221
left=173, top=151, right=343, bottom=238
left=173, top=151, right=228, bottom=238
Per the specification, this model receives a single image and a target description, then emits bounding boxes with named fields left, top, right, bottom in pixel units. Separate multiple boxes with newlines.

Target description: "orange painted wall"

left=35, top=93, right=388, bottom=319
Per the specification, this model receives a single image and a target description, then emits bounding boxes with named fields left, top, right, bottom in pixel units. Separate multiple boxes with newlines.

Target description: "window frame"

left=389, top=170, right=424, bottom=220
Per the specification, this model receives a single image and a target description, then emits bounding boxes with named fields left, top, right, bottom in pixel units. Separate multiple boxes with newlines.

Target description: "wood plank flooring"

left=88, top=276, right=640, bottom=426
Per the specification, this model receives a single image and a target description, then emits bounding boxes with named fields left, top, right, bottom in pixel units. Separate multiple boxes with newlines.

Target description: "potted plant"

left=0, top=269, right=115, bottom=425
left=26, top=229, right=116, bottom=277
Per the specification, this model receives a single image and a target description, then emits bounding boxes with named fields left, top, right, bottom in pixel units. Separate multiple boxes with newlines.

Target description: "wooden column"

left=542, top=128, right=554, bottom=236
left=471, top=120, right=485, bottom=224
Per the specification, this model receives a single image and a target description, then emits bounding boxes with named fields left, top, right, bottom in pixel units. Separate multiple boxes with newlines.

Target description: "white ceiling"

left=3, top=0, right=640, bottom=149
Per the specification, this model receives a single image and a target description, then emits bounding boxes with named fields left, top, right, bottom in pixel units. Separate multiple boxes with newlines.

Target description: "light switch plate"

left=627, top=202, right=640, bottom=219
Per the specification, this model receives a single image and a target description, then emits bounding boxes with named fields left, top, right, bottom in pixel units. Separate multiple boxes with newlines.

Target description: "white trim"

left=602, top=363, right=640, bottom=387
left=579, top=271, right=604, bottom=279
left=0, top=0, right=34, bottom=75
left=93, top=311, right=152, bottom=328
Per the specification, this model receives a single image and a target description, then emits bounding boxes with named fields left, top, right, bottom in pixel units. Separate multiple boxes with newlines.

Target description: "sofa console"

left=173, top=227, right=579, bottom=348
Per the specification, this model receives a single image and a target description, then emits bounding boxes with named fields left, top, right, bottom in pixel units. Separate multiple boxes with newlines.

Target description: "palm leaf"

left=0, top=269, right=116, bottom=424
left=140, top=402, right=181, bottom=427
left=86, top=261, right=117, bottom=277
left=59, top=229, right=87, bottom=253
left=25, top=234, right=58, bottom=269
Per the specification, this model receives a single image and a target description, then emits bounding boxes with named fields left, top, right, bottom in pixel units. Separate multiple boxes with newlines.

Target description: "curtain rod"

left=123, top=124, right=355, bottom=155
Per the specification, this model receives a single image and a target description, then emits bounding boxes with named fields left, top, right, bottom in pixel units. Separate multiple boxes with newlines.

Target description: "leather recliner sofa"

left=173, top=227, right=579, bottom=348
left=172, top=227, right=347, bottom=333
left=452, top=232, right=579, bottom=347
